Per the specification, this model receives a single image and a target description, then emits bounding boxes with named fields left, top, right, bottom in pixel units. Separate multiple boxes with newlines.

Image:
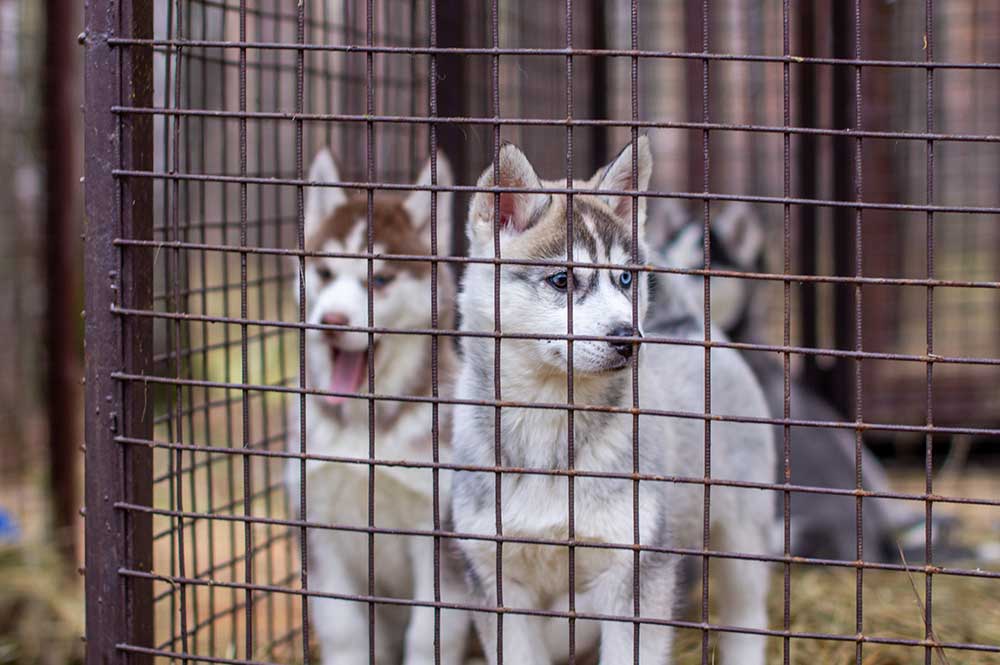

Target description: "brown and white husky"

left=285, top=148, right=468, bottom=665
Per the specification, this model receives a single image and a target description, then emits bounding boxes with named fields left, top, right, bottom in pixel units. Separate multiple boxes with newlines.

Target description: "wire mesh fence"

left=83, top=1, right=999, bottom=664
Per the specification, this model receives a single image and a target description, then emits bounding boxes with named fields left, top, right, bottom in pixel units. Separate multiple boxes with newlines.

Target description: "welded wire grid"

left=122, top=0, right=433, bottom=658
left=83, top=1, right=1000, bottom=665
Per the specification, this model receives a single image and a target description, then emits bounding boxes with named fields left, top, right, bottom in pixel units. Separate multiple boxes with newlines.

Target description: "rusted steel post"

left=43, top=0, right=80, bottom=567
left=828, top=0, right=858, bottom=415
left=796, top=0, right=822, bottom=390
left=589, top=0, right=609, bottom=166
left=684, top=0, right=707, bottom=196
left=83, top=0, right=154, bottom=663
left=434, top=0, right=470, bottom=257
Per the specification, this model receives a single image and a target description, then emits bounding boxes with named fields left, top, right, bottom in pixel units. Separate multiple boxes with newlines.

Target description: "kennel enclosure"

left=83, top=1, right=1000, bottom=664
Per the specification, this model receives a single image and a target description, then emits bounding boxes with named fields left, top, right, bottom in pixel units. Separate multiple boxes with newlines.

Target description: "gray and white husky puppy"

left=450, top=138, right=775, bottom=665
left=286, top=148, right=468, bottom=665
left=653, top=202, right=906, bottom=562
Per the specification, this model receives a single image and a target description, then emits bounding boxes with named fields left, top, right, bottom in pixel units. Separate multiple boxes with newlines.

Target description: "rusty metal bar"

left=110, top=236, right=1000, bottom=291
left=796, top=0, right=822, bottom=390
left=106, top=106, right=1000, bottom=143
left=588, top=1, right=609, bottom=165
left=111, top=368, right=1000, bottom=440
left=103, top=37, right=1000, bottom=69
left=683, top=0, right=706, bottom=196
left=293, top=1, right=310, bottom=662
left=782, top=1, right=793, bottom=662
left=829, top=0, right=859, bottom=418
left=107, top=303, right=1000, bottom=370
left=83, top=0, right=154, bottom=664
left=113, top=502, right=1000, bottom=584
left=113, top=564, right=1000, bottom=657
left=433, top=0, right=469, bottom=257
left=118, top=435, right=1000, bottom=512
left=923, top=2, right=937, bottom=664
left=109, top=169, right=1000, bottom=215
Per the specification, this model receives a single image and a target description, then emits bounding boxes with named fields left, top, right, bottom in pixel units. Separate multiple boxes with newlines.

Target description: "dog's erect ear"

left=469, top=143, right=549, bottom=241
left=712, top=202, right=764, bottom=269
left=646, top=198, right=692, bottom=253
left=594, top=136, right=653, bottom=228
left=305, top=147, right=347, bottom=240
left=404, top=151, right=454, bottom=249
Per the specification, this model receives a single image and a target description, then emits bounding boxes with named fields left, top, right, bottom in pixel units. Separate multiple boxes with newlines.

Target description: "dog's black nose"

left=608, top=324, right=639, bottom=358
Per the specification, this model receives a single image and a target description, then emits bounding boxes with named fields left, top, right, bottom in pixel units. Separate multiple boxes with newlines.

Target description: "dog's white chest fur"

left=287, top=396, right=439, bottom=528
left=496, top=474, right=636, bottom=600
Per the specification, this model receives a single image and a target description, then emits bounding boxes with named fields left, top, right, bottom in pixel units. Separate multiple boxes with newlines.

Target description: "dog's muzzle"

left=608, top=324, right=641, bottom=359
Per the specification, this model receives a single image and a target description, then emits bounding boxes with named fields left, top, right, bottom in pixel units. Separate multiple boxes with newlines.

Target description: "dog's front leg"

left=310, top=532, right=391, bottom=665
left=592, top=553, right=677, bottom=665
left=714, top=508, right=771, bottom=665
left=464, top=564, right=551, bottom=665
left=403, top=534, right=469, bottom=665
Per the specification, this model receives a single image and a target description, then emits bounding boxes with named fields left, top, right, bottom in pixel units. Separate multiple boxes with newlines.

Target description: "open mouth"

left=324, top=344, right=372, bottom=406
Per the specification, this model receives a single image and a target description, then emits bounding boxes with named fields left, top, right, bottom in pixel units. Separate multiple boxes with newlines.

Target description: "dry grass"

left=0, top=544, right=83, bottom=665
left=672, top=564, right=999, bottom=665
left=671, top=466, right=999, bottom=664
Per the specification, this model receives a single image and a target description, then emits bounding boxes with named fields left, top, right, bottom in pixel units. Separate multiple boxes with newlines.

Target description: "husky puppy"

left=450, top=139, right=775, bottom=665
left=285, top=148, right=468, bottom=665
left=653, top=202, right=906, bottom=562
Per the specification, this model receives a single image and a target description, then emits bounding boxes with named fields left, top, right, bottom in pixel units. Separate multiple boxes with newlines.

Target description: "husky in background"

left=450, top=138, right=775, bottom=665
left=285, top=148, right=468, bottom=665
left=652, top=201, right=910, bottom=562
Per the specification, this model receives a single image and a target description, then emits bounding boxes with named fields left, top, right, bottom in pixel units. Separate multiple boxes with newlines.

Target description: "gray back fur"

left=650, top=205, right=908, bottom=562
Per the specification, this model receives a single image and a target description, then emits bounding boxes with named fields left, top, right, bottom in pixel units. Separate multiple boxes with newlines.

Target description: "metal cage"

left=83, top=1, right=999, bottom=664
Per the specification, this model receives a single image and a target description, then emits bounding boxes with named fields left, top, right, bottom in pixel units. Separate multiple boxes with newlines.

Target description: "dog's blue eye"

left=546, top=271, right=569, bottom=291
left=619, top=271, right=633, bottom=288
left=371, top=273, right=396, bottom=289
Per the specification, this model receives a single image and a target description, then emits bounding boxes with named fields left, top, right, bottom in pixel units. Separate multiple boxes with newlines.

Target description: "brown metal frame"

left=84, top=0, right=154, bottom=663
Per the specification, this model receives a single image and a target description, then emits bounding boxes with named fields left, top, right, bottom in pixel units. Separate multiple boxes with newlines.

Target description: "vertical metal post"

left=434, top=0, right=470, bottom=258
left=856, top=0, right=903, bottom=387
left=84, top=0, right=154, bottom=663
left=796, top=0, right=822, bottom=391
left=829, top=0, right=900, bottom=417
left=684, top=0, right=707, bottom=196
left=43, top=0, right=81, bottom=565
left=828, top=0, right=857, bottom=415
left=589, top=0, right=609, bottom=165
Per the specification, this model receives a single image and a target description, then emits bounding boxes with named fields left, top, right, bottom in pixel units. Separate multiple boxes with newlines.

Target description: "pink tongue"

left=326, top=349, right=367, bottom=405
